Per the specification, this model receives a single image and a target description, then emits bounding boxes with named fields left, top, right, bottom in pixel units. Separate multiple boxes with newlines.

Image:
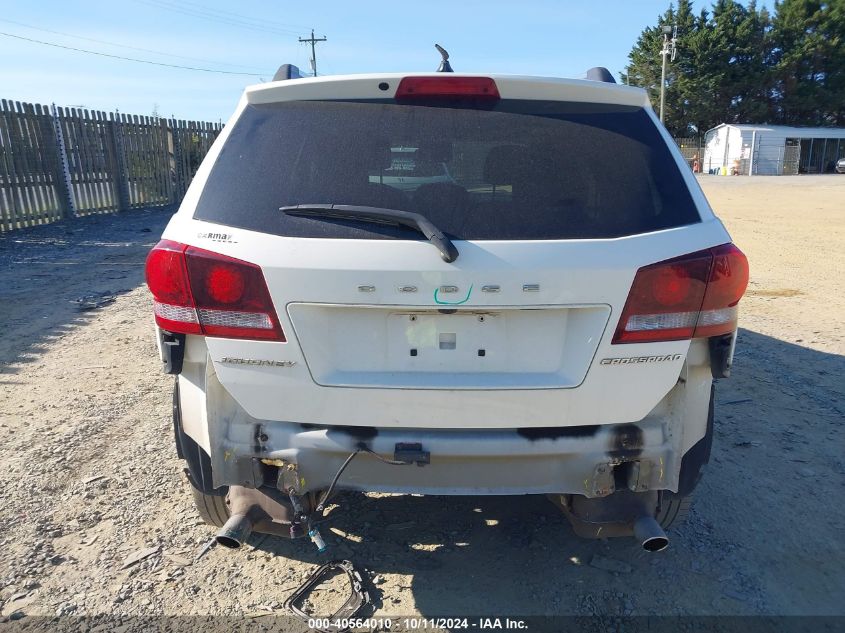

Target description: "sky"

left=0, top=0, right=766, bottom=122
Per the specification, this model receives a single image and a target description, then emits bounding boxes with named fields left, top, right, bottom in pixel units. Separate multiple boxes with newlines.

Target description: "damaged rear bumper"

left=211, top=419, right=680, bottom=497
left=182, top=353, right=714, bottom=500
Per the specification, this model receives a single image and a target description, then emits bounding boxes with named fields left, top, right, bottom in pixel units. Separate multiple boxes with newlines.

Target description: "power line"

left=0, top=18, right=268, bottom=71
left=168, top=0, right=309, bottom=32
left=0, top=31, right=270, bottom=76
left=319, top=46, right=335, bottom=76
left=132, top=0, right=304, bottom=36
left=167, top=0, right=307, bottom=32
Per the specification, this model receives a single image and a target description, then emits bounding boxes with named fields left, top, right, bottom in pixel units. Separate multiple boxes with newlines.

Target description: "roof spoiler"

left=273, top=64, right=304, bottom=81
left=583, top=67, right=616, bottom=84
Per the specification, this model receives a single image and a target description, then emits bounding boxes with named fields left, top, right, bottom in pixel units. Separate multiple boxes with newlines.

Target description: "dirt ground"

left=0, top=176, right=843, bottom=628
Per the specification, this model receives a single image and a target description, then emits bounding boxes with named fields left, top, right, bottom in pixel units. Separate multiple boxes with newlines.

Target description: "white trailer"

left=703, top=123, right=845, bottom=175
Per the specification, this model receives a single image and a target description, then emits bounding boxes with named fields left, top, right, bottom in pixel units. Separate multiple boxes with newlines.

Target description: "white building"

left=703, top=123, right=845, bottom=175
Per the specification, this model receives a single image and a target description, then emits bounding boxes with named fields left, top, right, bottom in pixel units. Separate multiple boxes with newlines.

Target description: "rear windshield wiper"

left=279, top=204, right=459, bottom=263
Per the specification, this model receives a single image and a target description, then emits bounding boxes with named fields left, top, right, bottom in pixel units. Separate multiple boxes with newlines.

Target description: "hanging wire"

left=0, top=31, right=271, bottom=76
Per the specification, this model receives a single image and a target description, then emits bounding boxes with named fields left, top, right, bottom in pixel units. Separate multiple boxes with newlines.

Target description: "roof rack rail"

left=583, top=67, right=616, bottom=84
left=273, top=64, right=304, bottom=81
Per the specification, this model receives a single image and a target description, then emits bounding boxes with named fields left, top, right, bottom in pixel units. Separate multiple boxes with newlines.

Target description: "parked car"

left=836, top=158, right=845, bottom=173
left=145, top=69, right=748, bottom=553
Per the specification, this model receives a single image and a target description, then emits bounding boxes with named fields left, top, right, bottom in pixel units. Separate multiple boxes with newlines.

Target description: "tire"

left=656, top=491, right=694, bottom=530
left=190, top=485, right=230, bottom=528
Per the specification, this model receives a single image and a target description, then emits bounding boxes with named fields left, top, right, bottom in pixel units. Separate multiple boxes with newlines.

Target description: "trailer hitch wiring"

left=285, top=559, right=371, bottom=632
left=279, top=443, right=419, bottom=553
left=315, top=444, right=411, bottom=514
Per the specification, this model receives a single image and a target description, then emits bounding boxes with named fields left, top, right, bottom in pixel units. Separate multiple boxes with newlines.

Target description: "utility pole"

left=299, top=29, right=327, bottom=77
left=659, top=24, right=677, bottom=123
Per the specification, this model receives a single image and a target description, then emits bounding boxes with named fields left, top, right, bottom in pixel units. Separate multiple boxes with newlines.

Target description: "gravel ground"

left=0, top=176, right=843, bottom=628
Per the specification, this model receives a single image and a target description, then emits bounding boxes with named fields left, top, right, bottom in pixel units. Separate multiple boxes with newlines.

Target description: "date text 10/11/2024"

left=307, top=617, right=529, bottom=630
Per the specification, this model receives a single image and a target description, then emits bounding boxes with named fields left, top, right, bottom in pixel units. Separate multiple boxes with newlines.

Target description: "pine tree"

left=707, top=0, right=772, bottom=124
left=623, top=0, right=841, bottom=133
left=621, top=2, right=698, bottom=135
left=771, top=0, right=845, bottom=125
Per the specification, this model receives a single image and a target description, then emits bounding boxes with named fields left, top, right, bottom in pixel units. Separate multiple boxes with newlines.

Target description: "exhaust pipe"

left=633, top=515, right=669, bottom=552
left=216, top=512, right=254, bottom=549
left=213, top=485, right=304, bottom=548
left=550, top=490, right=670, bottom=551
left=215, top=486, right=263, bottom=549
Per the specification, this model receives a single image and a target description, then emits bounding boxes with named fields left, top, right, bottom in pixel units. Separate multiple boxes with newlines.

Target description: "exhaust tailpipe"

left=633, top=515, right=669, bottom=552
left=216, top=512, right=254, bottom=549
left=214, top=485, right=302, bottom=548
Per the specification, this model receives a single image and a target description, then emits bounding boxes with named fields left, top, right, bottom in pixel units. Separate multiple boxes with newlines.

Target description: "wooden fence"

left=0, top=99, right=223, bottom=232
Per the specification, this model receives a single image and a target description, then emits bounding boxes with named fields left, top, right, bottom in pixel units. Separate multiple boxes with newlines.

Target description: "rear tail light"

left=145, top=240, right=285, bottom=341
left=613, top=243, right=748, bottom=344
left=395, top=76, right=500, bottom=101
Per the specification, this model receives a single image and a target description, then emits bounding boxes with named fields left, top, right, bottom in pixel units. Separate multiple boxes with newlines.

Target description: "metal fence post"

left=109, top=111, right=131, bottom=211
left=50, top=103, right=76, bottom=218
left=749, top=130, right=757, bottom=176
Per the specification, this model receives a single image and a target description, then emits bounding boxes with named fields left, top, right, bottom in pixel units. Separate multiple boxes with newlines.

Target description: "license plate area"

left=389, top=311, right=507, bottom=372
left=287, top=303, right=610, bottom=390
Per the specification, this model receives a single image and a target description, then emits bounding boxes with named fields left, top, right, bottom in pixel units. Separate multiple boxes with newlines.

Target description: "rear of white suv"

left=146, top=72, right=748, bottom=552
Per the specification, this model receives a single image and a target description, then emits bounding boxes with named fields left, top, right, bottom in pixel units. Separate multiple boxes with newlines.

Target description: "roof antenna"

left=435, top=44, right=453, bottom=72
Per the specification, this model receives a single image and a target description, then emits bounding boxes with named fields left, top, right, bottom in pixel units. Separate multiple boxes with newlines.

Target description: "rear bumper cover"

left=182, top=342, right=714, bottom=497
left=213, top=418, right=678, bottom=497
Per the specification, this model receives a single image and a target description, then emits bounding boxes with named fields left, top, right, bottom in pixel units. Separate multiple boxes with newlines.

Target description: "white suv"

left=145, top=71, right=748, bottom=553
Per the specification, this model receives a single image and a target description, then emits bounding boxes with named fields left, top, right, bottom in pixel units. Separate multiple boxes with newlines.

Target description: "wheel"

left=190, top=485, right=230, bottom=528
left=656, top=491, right=694, bottom=530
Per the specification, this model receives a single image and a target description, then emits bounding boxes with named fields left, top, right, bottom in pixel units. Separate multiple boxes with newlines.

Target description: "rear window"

left=194, top=100, right=700, bottom=240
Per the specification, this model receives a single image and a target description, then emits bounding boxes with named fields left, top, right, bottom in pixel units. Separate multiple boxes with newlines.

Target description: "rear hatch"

left=170, top=74, right=731, bottom=428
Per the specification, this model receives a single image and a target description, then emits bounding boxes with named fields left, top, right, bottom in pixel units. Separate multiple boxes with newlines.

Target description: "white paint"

left=156, top=73, right=734, bottom=490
